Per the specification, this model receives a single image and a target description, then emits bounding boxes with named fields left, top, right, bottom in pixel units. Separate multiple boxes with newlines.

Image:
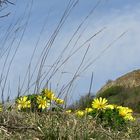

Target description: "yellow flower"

left=55, top=98, right=64, bottom=104
left=117, top=106, right=133, bottom=117
left=17, top=96, right=31, bottom=110
left=43, top=89, right=55, bottom=100
left=37, top=96, right=50, bottom=110
left=66, top=110, right=72, bottom=113
left=76, top=110, right=85, bottom=117
left=85, top=108, right=93, bottom=113
left=124, top=114, right=135, bottom=121
left=105, top=104, right=115, bottom=110
left=92, top=97, right=108, bottom=110
left=117, top=106, right=135, bottom=121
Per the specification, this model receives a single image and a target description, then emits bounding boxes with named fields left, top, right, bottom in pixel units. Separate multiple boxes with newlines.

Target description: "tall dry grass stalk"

left=0, top=0, right=126, bottom=105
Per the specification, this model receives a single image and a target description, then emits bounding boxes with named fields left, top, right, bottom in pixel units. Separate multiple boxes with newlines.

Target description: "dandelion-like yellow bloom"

left=76, top=110, right=85, bottom=117
left=105, top=104, right=115, bottom=110
left=117, top=106, right=135, bottom=121
left=92, top=97, right=108, bottom=110
left=117, top=106, right=133, bottom=117
left=55, top=98, right=64, bottom=104
left=43, top=89, right=55, bottom=100
left=17, top=96, right=31, bottom=110
left=85, top=108, right=93, bottom=113
left=36, top=95, right=50, bottom=110
left=124, top=114, right=135, bottom=121
left=65, top=110, right=72, bottom=113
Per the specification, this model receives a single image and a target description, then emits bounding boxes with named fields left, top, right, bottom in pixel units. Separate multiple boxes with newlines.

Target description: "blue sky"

left=0, top=0, right=140, bottom=103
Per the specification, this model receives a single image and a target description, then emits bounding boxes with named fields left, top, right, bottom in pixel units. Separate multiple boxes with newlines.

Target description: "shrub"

left=97, top=85, right=124, bottom=98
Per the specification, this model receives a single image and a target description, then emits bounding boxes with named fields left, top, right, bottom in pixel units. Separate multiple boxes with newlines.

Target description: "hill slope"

left=97, top=69, right=140, bottom=112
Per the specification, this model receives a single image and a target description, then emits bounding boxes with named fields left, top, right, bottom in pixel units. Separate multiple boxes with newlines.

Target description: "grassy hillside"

left=96, top=70, right=140, bottom=113
left=97, top=85, right=140, bottom=113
